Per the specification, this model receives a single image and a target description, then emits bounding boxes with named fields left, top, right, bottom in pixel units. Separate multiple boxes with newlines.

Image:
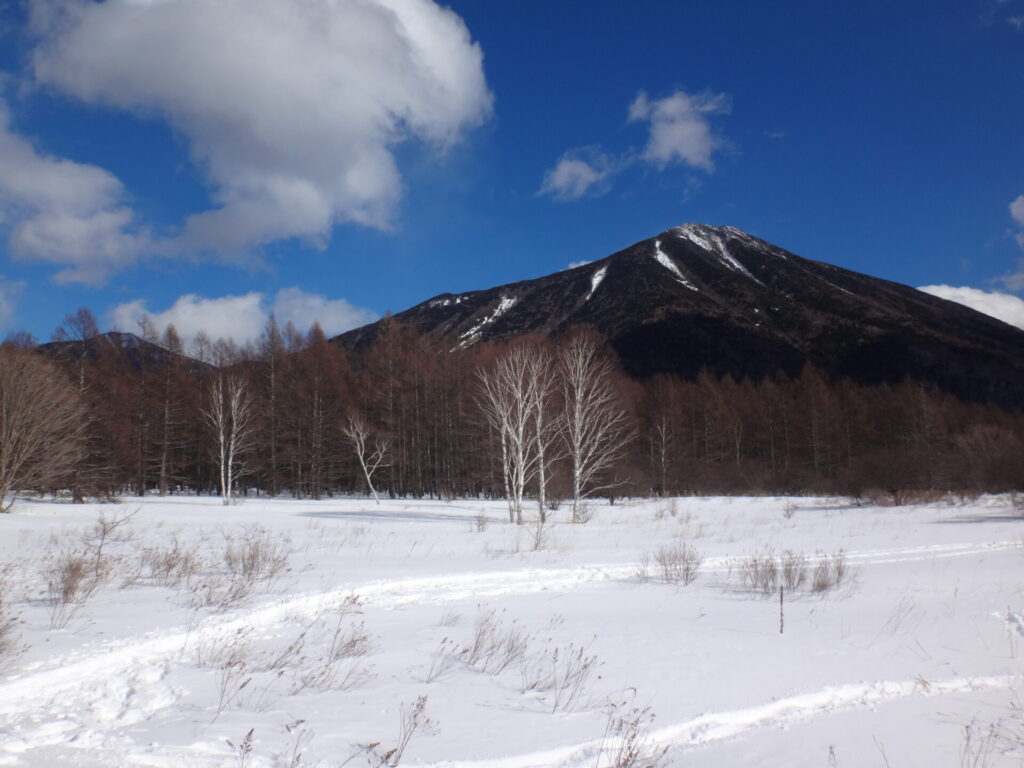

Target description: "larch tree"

left=153, top=324, right=193, bottom=495
left=257, top=316, right=287, bottom=495
left=52, top=307, right=99, bottom=393
left=52, top=307, right=100, bottom=501
left=559, top=334, right=632, bottom=522
left=286, top=324, right=349, bottom=499
left=190, top=330, right=213, bottom=366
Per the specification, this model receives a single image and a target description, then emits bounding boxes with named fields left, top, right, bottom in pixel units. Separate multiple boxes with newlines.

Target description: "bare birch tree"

left=560, top=334, right=632, bottom=522
left=342, top=414, right=390, bottom=504
left=203, top=373, right=255, bottom=505
left=527, top=347, right=561, bottom=522
left=477, top=344, right=550, bottom=524
left=0, top=346, right=85, bottom=512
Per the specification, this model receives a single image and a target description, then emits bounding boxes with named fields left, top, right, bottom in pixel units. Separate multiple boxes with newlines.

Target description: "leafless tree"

left=52, top=307, right=99, bottom=393
left=559, top=334, right=632, bottom=522
left=527, top=346, right=561, bottom=522
left=258, top=316, right=286, bottom=495
left=475, top=348, right=532, bottom=524
left=51, top=308, right=100, bottom=501
left=0, top=345, right=85, bottom=512
left=343, top=414, right=390, bottom=504
left=154, top=324, right=189, bottom=495
left=478, top=356, right=518, bottom=524
left=477, top=344, right=552, bottom=524
left=203, top=373, right=255, bottom=504
left=651, top=414, right=673, bottom=496
left=191, top=330, right=213, bottom=366
left=2, top=331, right=36, bottom=349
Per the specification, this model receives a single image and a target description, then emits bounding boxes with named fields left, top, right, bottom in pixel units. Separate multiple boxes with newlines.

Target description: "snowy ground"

left=0, top=494, right=1022, bottom=767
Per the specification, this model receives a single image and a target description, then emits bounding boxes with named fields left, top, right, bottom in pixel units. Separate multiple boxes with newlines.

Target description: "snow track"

left=0, top=537, right=1019, bottom=764
left=425, top=674, right=1015, bottom=768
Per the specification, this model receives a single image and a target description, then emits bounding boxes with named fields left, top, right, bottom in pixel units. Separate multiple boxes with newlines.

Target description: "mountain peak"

left=673, top=221, right=746, bottom=239
left=669, top=222, right=784, bottom=261
left=335, top=224, right=1024, bottom=407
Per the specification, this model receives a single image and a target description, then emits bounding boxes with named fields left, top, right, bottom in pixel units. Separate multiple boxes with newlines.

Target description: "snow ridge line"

left=0, top=540, right=1017, bottom=719
left=425, top=674, right=1015, bottom=768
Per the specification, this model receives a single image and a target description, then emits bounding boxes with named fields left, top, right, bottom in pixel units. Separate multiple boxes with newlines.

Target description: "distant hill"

left=335, top=223, right=1024, bottom=408
left=37, top=331, right=209, bottom=374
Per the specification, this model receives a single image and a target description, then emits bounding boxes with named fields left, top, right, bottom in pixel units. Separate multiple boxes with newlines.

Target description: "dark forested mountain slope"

left=336, top=223, right=1024, bottom=408
left=38, top=331, right=209, bottom=373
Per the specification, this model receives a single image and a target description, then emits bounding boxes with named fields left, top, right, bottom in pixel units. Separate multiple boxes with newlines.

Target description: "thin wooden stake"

left=779, top=585, right=784, bottom=635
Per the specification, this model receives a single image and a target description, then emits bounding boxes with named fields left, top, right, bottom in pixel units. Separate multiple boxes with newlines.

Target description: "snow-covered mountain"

left=336, top=223, right=1024, bottom=407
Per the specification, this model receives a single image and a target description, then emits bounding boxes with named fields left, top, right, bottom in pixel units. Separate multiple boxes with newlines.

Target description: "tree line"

left=1, top=306, right=1022, bottom=513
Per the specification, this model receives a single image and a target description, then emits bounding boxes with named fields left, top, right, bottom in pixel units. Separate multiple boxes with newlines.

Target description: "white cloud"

left=0, top=276, right=25, bottom=330
left=30, top=0, right=492, bottom=257
left=995, top=261, right=1024, bottom=292
left=918, top=284, right=1024, bottom=330
left=1010, top=195, right=1024, bottom=249
left=567, top=259, right=592, bottom=269
left=0, top=96, right=146, bottom=284
left=628, top=89, right=730, bottom=171
left=271, top=286, right=378, bottom=337
left=995, top=196, right=1024, bottom=291
left=539, top=152, right=612, bottom=201
left=539, top=88, right=730, bottom=203
left=110, top=293, right=267, bottom=348
left=109, top=288, right=377, bottom=348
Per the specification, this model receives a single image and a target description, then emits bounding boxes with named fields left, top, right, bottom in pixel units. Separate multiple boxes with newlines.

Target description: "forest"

left=2, top=306, right=1023, bottom=514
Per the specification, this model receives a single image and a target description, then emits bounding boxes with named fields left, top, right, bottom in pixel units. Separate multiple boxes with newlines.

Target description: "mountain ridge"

left=335, top=223, right=1024, bottom=408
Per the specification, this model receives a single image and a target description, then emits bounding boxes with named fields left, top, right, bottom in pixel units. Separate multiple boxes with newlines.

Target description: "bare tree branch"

left=560, top=334, right=632, bottom=522
left=343, top=414, right=391, bottom=504
left=202, top=373, right=255, bottom=505
left=0, top=346, right=85, bottom=512
left=476, top=344, right=552, bottom=524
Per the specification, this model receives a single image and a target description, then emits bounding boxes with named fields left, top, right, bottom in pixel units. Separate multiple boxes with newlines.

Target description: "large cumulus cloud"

left=26, top=0, right=491, bottom=266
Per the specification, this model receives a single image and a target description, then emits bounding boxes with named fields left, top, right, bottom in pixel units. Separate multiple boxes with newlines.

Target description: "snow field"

left=0, top=495, right=1021, bottom=766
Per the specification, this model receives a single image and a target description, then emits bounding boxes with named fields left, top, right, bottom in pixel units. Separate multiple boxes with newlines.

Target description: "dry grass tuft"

left=736, top=548, right=852, bottom=599
left=596, top=696, right=668, bottom=768
left=651, top=542, right=703, bottom=585
left=0, top=571, right=24, bottom=671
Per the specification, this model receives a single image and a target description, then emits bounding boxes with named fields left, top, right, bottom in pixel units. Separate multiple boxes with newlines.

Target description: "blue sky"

left=1, top=0, right=1024, bottom=345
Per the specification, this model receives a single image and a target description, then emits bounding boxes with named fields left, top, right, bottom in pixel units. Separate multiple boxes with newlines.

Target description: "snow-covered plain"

left=0, top=494, right=1022, bottom=767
